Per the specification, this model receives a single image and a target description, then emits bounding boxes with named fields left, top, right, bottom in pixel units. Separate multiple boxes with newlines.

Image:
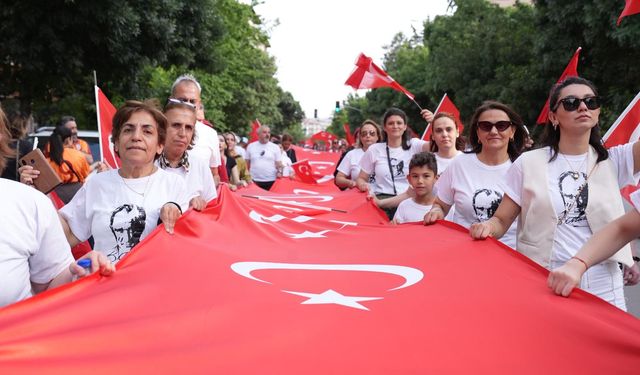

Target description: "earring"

left=552, top=122, right=558, bottom=130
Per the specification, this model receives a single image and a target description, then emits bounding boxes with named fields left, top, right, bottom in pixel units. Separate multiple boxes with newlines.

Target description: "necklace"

left=560, top=152, right=587, bottom=179
left=120, top=169, right=154, bottom=197
left=557, top=153, right=594, bottom=225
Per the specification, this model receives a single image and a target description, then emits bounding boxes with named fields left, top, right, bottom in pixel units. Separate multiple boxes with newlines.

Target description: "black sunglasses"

left=477, top=120, right=512, bottom=132
left=555, top=96, right=601, bottom=112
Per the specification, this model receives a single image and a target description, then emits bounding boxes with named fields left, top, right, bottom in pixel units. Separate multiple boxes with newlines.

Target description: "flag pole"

left=408, top=96, right=423, bottom=111
left=93, top=70, right=105, bottom=164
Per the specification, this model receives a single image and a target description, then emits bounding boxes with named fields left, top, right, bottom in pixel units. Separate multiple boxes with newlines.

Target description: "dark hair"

left=429, top=112, right=466, bottom=152
left=7, top=112, right=29, bottom=139
left=542, top=76, right=608, bottom=163
left=467, top=101, right=526, bottom=162
left=0, top=106, right=13, bottom=173
left=164, top=101, right=197, bottom=150
left=58, top=115, right=76, bottom=128
left=49, top=125, right=73, bottom=166
left=355, top=119, right=382, bottom=148
left=281, top=133, right=294, bottom=143
left=382, top=107, right=411, bottom=150
left=409, top=151, right=438, bottom=176
left=112, top=100, right=167, bottom=160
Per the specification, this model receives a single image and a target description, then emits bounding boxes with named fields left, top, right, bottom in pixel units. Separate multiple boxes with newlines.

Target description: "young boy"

left=374, top=152, right=438, bottom=224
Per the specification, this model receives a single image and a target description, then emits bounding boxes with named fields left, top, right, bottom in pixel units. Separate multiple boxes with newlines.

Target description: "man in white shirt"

left=246, top=125, right=283, bottom=190
left=170, top=74, right=221, bottom=185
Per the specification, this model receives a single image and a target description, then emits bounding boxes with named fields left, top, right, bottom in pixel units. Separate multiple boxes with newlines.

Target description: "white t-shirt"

left=0, top=179, right=73, bottom=307
left=501, top=144, right=638, bottom=266
left=158, top=151, right=217, bottom=202
left=246, top=141, right=282, bottom=182
left=281, top=151, right=293, bottom=177
left=234, top=145, right=247, bottom=159
left=394, top=198, right=433, bottom=224
left=436, top=152, right=517, bottom=248
left=191, top=121, right=221, bottom=168
left=337, top=148, right=365, bottom=181
left=435, top=151, right=461, bottom=176
left=60, top=168, right=191, bottom=264
left=359, top=139, right=427, bottom=195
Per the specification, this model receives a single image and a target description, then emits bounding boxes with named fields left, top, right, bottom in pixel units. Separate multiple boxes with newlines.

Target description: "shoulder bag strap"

left=385, top=144, right=397, bottom=195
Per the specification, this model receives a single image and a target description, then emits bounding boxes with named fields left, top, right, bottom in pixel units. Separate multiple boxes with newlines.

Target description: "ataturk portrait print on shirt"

left=108, top=204, right=147, bottom=262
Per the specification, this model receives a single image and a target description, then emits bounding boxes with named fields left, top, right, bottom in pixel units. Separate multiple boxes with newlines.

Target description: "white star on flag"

left=283, top=289, right=382, bottom=311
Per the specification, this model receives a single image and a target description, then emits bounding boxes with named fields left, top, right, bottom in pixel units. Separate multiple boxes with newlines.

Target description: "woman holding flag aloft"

left=356, top=107, right=433, bottom=219
left=469, top=77, right=640, bottom=310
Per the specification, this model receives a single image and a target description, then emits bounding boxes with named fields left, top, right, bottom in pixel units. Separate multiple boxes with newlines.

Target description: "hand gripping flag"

left=292, top=159, right=319, bottom=184
left=345, top=53, right=415, bottom=100
left=603, top=91, right=640, bottom=148
left=94, top=86, right=120, bottom=168
left=618, top=0, right=640, bottom=25
left=249, top=119, right=261, bottom=143
left=536, top=47, right=581, bottom=125
left=421, top=93, right=463, bottom=141
left=0, top=185, right=639, bottom=373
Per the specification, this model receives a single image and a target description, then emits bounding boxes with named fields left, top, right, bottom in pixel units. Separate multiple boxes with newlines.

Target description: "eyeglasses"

left=554, top=96, right=601, bottom=112
left=360, top=130, right=377, bottom=137
left=167, top=98, right=197, bottom=109
left=477, top=121, right=512, bottom=132
left=173, top=97, right=198, bottom=105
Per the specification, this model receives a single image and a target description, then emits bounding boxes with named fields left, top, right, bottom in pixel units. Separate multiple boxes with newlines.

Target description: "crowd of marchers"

left=1, top=75, right=639, bottom=313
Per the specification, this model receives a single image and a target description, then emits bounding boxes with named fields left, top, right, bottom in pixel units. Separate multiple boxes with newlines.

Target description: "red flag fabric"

left=249, top=119, right=261, bottom=143
left=618, top=0, right=640, bottom=25
left=421, top=93, right=464, bottom=141
left=343, top=123, right=355, bottom=146
left=309, top=130, right=338, bottom=143
left=345, top=53, right=415, bottom=100
left=603, top=91, right=640, bottom=148
left=1, top=185, right=639, bottom=373
left=95, top=86, right=120, bottom=168
left=292, top=146, right=341, bottom=183
left=535, top=47, right=581, bottom=125
left=292, top=159, right=319, bottom=184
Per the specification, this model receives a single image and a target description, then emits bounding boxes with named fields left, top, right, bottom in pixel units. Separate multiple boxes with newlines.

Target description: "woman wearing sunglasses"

left=469, top=77, right=639, bottom=310
left=334, top=120, right=381, bottom=190
left=356, top=108, right=432, bottom=219
left=424, top=101, right=527, bottom=249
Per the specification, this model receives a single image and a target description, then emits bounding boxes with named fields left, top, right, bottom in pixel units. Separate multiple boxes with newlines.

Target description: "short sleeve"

left=30, top=197, right=73, bottom=284
left=435, top=163, right=454, bottom=206
left=59, top=184, right=92, bottom=242
left=410, top=138, right=427, bottom=153
left=499, top=157, right=524, bottom=206
left=273, top=145, right=282, bottom=162
left=631, top=190, right=640, bottom=212
left=359, top=147, right=375, bottom=175
left=337, top=151, right=353, bottom=175
left=608, top=143, right=639, bottom=187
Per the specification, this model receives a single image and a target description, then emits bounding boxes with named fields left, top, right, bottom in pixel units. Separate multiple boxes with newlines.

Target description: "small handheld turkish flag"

left=292, top=159, right=318, bottom=184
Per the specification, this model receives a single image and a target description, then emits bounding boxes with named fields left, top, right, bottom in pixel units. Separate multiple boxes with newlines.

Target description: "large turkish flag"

left=0, top=186, right=639, bottom=373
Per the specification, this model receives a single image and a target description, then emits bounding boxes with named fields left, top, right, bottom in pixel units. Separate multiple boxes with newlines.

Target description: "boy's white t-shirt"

left=393, top=198, right=433, bottom=224
left=501, top=144, right=638, bottom=266
left=359, top=139, right=427, bottom=195
left=60, top=168, right=191, bottom=264
left=246, top=141, right=282, bottom=182
left=435, top=152, right=517, bottom=248
left=0, top=179, right=73, bottom=307
left=159, top=151, right=217, bottom=202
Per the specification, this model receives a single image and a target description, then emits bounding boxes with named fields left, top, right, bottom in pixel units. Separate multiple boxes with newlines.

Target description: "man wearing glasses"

left=170, top=74, right=221, bottom=185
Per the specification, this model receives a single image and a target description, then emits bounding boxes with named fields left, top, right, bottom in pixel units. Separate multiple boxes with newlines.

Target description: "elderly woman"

left=356, top=108, right=432, bottom=219
left=0, top=106, right=114, bottom=307
left=425, top=101, right=527, bottom=249
left=59, top=100, right=191, bottom=264
left=470, top=77, right=640, bottom=310
left=335, top=120, right=382, bottom=190
left=158, top=99, right=217, bottom=210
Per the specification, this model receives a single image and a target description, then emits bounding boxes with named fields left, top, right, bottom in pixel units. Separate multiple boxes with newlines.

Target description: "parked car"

left=27, top=127, right=101, bottom=161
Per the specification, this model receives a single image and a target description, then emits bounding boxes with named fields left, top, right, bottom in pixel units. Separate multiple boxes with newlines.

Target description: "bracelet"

left=164, top=201, right=183, bottom=214
left=571, top=256, right=589, bottom=270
